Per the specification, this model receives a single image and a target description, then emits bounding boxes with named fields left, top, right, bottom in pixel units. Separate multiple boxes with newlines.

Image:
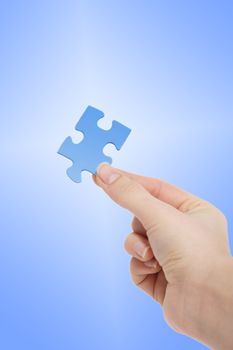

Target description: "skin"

left=93, top=164, right=233, bottom=350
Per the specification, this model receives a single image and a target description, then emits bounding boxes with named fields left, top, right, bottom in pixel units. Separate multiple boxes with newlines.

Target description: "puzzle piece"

left=58, top=106, right=131, bottom=183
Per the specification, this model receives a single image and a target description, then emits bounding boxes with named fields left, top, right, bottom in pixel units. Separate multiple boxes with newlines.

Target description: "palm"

left=130, top=203, right=229, bottom=332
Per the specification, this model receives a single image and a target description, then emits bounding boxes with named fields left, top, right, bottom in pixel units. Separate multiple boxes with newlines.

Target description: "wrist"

left=182, top=256, right=233, bottom=349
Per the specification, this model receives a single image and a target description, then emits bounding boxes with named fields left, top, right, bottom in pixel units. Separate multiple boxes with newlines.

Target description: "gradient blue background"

left=1, top=1, right=233, bottom=349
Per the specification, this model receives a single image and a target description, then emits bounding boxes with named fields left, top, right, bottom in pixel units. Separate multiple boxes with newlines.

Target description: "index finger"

left=115, top=168, right=199, bottom=212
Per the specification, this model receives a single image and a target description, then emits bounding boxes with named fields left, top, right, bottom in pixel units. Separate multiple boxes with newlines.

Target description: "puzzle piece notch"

left=58, top=135, right=113, bottom=183
left=75, top=106, right=131, bottom=151
left=75, top=106, right=104, bottom=134
left=58, top=106, right=131, bottom=183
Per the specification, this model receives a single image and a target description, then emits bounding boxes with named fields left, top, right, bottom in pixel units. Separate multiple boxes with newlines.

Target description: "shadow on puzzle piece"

left=58, top=106, right=131, bottom=183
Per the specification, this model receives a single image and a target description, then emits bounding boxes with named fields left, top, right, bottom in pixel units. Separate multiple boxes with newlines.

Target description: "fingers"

left=130, top=257, right=161, bottom=277
left=124, top=232, right=161, bottom=275
left=124, top=232, right=154, bottom=261
left=131, top=216, right=146, bottom=235
left=130, top=258, right=164, bottom=303
left=111, top=168, right=201, bottom=212
left=95, top=164, right=177, bottom=231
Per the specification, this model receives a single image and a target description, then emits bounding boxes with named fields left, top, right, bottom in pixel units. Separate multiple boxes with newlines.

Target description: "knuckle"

left=130, top=257, right=137, bottom=276
left=123, top=238, right=128, bottom=252
left=131, top=216, right=137, bottom=230
left=129, top=257, right=135, bottom=272
left=124, top=235, right=131, bottom=252
left=130, top=258, right=147, bottom=287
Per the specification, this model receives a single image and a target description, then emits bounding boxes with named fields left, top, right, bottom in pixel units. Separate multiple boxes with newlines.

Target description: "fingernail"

left=144, top=259, right=158, bottom=269
left=97, top=164, right=121, bottom=185
left=134, top=241, right=150, bottom=258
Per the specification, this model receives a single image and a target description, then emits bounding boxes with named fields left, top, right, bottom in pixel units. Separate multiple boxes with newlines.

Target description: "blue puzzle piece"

left=58, top=106, right=131, bottom=183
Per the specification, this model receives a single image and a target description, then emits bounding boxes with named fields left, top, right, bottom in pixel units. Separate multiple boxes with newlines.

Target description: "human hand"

left=94, top=164, right=233, bottom=350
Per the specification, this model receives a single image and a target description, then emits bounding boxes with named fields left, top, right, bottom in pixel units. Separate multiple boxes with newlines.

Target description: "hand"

left=94, top=164, right=233, bottom=350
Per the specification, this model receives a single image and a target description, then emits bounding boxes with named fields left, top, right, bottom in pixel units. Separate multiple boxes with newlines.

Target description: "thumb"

left=95, top=164, right=177, bottom=232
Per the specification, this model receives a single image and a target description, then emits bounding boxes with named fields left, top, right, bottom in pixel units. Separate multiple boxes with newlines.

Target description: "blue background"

left=1, top=1, right=233, bottom=349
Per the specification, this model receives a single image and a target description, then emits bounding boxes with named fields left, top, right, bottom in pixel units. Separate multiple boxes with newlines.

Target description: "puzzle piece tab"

left=58, top=106, right=131, bottom=183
